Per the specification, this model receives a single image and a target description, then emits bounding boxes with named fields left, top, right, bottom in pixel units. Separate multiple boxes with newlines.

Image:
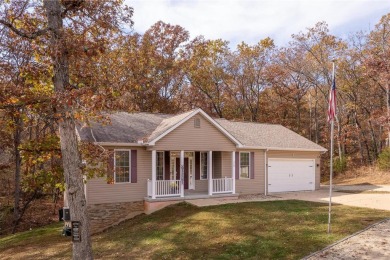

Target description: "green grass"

left=1, top=200, right=389, bottom=260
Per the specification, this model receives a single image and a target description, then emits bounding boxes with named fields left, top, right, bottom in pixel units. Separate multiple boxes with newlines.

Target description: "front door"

left=175, top=157, right=195, bottom=190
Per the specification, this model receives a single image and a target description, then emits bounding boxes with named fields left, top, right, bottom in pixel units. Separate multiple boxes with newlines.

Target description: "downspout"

left=264, top=149, right=268, bottom=196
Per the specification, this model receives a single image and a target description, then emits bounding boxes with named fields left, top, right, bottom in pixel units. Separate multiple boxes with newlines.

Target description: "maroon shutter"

left=250, top=152, right=255, bottom=179
left=176, top=158, right=180, bottom=180
left=107, top=150, right=114, bottom=184
left=164, top=151, right=170, bottom=180
left=235, top=152, right=239, bottom=179
left=195, top=152, right=200, bottom=180
left=184, top=158, right=189, bottom=189
left=131, top=150, right=137, bottom=183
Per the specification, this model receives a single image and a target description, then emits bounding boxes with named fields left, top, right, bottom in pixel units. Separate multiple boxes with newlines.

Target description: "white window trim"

left=239, top=151, right=250, bottom=179
left=156, top=151, right=165, bottom=180
left=114, top=149, right=131, bottom=184
left=200, top=151, right=208, bottom=180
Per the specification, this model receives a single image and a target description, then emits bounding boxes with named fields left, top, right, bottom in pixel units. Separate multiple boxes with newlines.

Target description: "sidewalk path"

left=326, top=185, right=390, bottom=192
left=186, top=194, right=283, bottom=207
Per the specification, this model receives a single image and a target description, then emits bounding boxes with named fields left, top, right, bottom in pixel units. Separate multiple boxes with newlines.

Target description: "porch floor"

left=144, top=190, right=238, bottom=202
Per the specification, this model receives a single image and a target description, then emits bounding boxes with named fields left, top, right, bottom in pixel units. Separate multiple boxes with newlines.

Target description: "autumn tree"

left=118, top=21, right=189, bottom=113
left=270, top=44, right=312, bottom=133
left=0, top=25, right=57, bottom=233
left=0, top=1, right=133, bottom=258
left=226, top=38, right=275, bottom=122
left=365, top=13, right=390, bottom=149
left=184, top=37, right=231, bottom=117
left=282, top=22, right=347, bottom=166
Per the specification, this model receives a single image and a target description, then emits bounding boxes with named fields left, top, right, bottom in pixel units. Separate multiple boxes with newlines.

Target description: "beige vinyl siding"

left=267, top=150, right=321, bottom=190
left=212, top=151, right=222, bottom=178
left=221, top=150, right=265, bottom=194
left=86, top=147, right=151, bottom=204
left=151, top=115, right=236, bottom=151
left=221, top=151, right=232, bottom=178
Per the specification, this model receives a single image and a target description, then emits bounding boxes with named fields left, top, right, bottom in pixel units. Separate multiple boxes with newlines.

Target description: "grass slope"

left=1, top=200, right=389, bottom=259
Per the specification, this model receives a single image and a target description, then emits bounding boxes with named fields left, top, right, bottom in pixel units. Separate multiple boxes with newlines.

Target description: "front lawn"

left=1, top=200, right=389, bottom=259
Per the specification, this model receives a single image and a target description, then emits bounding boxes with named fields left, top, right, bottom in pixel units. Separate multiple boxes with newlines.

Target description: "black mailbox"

left=62, top=226, right=72, bottom=236
left=63, top=208, right=70, bottom=221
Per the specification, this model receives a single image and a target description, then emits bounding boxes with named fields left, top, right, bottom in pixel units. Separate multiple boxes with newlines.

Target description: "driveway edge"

left=302, top=217, right=390, bottom=260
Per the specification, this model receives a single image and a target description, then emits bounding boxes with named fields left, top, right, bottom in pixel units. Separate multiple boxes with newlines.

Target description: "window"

left=156, top=151, right=164, bottom=180
left=240, top=152, right=250, bottom=179
left=200, top=152, right=208, bottom=179
left=115, top=150, right=130, bottom=183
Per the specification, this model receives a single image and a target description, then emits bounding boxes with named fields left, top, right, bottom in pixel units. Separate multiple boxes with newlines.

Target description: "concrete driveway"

left=273, top=185, right=390, bottom=211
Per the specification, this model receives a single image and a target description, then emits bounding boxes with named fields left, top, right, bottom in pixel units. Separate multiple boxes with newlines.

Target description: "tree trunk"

left=43, top=1, right=93, bottom=259
left=309, top=93, right=312, bottom=141
left=12, top=112, right=23, bottom=233
left=355, top=115, right=372, bottom=164
left=335, top=115, right=343, bottom=162
left=12, top=190, right=38, bottom=233
left=368, top=119, right=379, bottom=158
left=296, top=97, right=301, bottom=133
left=314, top=89, right=319, bottom=144
left=387, top=82, right=390, bottom=147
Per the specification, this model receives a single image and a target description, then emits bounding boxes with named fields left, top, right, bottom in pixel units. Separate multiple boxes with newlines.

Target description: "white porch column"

left=152, top=150, right=156, bottom=199
left=232, top=151, right=236, bottom=194
left=208, top=151, right=213, bottom=195
left=180, top=150, right=184, bottom=197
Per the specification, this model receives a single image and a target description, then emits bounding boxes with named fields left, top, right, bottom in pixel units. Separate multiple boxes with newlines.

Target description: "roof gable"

left=147, top=108, right=242, bottom=147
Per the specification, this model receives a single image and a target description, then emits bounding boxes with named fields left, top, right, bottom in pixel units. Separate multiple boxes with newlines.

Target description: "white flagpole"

left=327, top=60, right=335, bottom=234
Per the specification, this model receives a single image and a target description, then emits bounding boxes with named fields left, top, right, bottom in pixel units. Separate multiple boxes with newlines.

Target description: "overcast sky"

left=127, top=0, right=390, bottom=48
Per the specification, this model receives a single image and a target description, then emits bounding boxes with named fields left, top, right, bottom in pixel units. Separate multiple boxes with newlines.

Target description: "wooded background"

left=0, top=1, right=389, bottom=236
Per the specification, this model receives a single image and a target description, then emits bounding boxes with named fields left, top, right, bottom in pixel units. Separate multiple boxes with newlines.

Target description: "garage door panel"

left=268, top=159, right=315, bottom=193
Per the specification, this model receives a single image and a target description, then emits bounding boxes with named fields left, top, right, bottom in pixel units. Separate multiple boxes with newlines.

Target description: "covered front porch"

left=147, top=150, right=236, bottom=199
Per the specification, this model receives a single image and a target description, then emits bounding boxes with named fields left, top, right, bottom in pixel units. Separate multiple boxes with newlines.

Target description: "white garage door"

left=268, top=159, right=315, bottom=192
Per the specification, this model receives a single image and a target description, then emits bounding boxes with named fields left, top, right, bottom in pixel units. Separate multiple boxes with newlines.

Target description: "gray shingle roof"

left=215, top=119, right=326, bottom=151
left=77, top=112, right=169, bottom=143
left=76, top=110, right=326, bottom=151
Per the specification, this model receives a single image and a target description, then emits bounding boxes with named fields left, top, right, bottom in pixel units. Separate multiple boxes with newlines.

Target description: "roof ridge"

left=215, top=118, right=281, bottom=126
left=118, top=108, right=198, bottom=118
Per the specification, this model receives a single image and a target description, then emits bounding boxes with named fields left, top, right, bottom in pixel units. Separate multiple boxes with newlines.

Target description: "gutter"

left=94, top=142, right=146, bottom=147
left=240, top=146, right=327, bottom=152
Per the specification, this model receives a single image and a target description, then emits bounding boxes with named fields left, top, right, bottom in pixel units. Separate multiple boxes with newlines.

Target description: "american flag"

left=327, top=77, right=336, bottom=123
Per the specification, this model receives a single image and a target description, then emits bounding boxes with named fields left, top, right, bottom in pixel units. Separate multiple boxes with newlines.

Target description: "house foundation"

left=88, top=201, right=144, bottom=234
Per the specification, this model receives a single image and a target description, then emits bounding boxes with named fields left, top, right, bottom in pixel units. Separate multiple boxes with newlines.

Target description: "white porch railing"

left=147, top=179, right=181, bottom=197
left=212, top=177, right=233, bottom=194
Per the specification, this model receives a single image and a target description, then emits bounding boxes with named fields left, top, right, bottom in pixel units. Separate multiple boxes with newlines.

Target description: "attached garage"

left=268, top=158, right=315, bottom=193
